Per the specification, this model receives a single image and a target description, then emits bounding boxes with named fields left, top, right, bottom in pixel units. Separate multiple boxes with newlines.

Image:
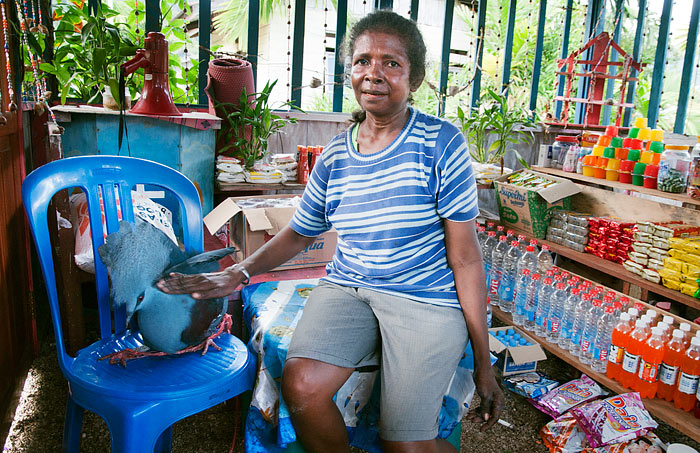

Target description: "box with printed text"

left=488, top=326, right=547, bottom=376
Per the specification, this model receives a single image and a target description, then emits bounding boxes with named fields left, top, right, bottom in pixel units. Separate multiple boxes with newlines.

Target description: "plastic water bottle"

left=486, top=222, right=496, bottom=232
left=592, top=305, right=616, bottom=373
left=517, top=234, right=528, bottom=252
left=482, top=231, right=497, bottom=289
left=580, top=299, right=604, bottom=364
left=505, top=229, right=517, bottom=246
left=569, top=293, right=592, bottom=353
left=535, top=277, right=554, bottom=337
left=558, top=288, right=581, bottom=349
left=495, top=225, right=506, bottom=239
left=497, top=240, right=522, bottom=312
left=486, top=296, right=492, bottom=328
left=524, top=273, right=541, bottom=331
left=517, top=245, right=538, bottom=278
left=513, top=269, right=531, bottom=326
left=489, top=236, right=509, bottom=306
left=546, top=282, right=569, bottom=343
left=477, top=226, right=487, bottom=250
left=537, top=244, right=554, bottom=274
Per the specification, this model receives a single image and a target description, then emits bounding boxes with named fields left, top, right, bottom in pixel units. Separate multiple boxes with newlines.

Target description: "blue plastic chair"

left=22, top=155, right=256, bottom=452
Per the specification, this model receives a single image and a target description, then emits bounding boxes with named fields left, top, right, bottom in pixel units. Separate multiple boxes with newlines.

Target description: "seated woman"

left=159, top=10, right=503, bottom=453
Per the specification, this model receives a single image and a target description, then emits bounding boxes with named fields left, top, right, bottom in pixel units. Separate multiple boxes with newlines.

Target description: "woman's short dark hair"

left=345, top=10, right=427, bottom=90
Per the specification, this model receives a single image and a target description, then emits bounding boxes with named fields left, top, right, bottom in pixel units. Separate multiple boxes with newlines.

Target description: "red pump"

left=121, top=32, right=181, bottom=116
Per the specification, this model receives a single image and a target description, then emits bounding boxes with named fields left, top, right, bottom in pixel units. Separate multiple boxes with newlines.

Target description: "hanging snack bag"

left=570, top=392, right=658, bottom=448
left=530, top=374, right=607, bottom=418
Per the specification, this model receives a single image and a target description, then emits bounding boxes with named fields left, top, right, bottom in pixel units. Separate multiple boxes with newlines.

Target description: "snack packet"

left=571, top=392, right=658, bottom=448
left=584, top=432, right=665, bottom=453
left=540, top=412, right=589, bottom=453
left=531, top=374, right=607, bottom=418
left=503, top=372, right=560, bottom=400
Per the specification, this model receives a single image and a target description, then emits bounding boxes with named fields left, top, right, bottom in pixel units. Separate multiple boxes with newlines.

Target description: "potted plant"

left=455, top=87, right=536, bottom=172
left=215, top=79, right=298, bottom=169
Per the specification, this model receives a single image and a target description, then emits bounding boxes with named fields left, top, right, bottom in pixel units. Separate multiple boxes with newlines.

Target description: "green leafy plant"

left=455, top=87, right=536, bottom=169
left=216, top=80, right=298, bottom=169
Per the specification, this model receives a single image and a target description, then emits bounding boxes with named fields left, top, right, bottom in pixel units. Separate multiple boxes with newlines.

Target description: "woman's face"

left=350, top=31, right=415, bottom=119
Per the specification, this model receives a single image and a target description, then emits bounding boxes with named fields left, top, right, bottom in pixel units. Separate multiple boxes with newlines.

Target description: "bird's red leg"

left=175, top=313, right=233, bottom=356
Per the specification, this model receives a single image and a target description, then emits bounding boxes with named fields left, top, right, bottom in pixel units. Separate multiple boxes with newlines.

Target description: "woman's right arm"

left=156, top=225, right=316, bottom=299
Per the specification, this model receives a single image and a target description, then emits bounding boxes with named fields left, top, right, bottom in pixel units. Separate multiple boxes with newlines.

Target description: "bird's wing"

left=164, top=247, right=237, bottom=276
left=180, top=297, right=229, bottom=346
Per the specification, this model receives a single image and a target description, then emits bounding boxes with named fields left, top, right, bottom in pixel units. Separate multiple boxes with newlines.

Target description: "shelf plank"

left=492, top=307, right=700, bottom=443
left=216, top=182, right=306, bottom=192
left=505, top=226, right=700, bottom=311
left=533, top=166, right=700, bottom=208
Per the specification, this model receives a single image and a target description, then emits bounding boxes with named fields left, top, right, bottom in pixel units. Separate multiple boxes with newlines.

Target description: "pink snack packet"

left=584, top=431, right=665, bottom=452
left=530, top=374, right=607, bottom=418
left=571, top=392, right=658, bottom=448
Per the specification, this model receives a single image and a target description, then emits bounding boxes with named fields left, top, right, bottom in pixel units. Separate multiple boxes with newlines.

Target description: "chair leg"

left=107, top=412, right=169, bottom=453
left=154, top=426, right=172, bottom=453
left=62, top=397, right=84, bottom=453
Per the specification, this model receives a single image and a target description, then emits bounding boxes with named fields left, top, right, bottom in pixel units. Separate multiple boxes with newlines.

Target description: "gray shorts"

left=286, top=280, right=468, bottom=442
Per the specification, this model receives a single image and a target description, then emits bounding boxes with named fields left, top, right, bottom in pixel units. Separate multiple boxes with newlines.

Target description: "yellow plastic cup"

left=593, top=145, right=606, bottom=157
left=606, top=158, right=621, bottom=171
left=650, top=129, right=664, bottom=142
left=634, top=117, right=648, bottom=128
left=637, top=128, right=652, bottom=141
left=640, top=151, right=653, bottom=164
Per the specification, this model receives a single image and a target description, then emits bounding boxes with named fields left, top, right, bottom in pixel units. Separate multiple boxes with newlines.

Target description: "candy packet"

left=540, top=411, right=589, bottom=453
left=583, top=432, right=665, bottom=453
left=503, top=371, right=560, bottom=400
left=530, top=374, right=607, bottom=418
left=571, top=392, right=658, bottom=448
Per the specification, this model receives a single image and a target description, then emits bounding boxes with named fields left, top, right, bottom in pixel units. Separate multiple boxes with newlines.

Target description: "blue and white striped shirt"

left=289, top=108, right=479, bottom=307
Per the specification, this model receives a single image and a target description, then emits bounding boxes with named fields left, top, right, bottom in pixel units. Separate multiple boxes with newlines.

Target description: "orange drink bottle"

left=658, top=329, right=687, bottom=402
left=680, top=323, right=692, bottom=348
left=620, top=318, right=650, bottom=390
left=637, top=326, right=665, bottom=398
left=607, top=312, right=633, bottom=382
left=674, top=336, right=700, bottom=411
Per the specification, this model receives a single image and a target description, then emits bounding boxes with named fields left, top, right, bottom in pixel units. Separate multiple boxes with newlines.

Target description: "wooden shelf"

left=491, top=307, right=700, bottom=443
left=533, top=167, right=700, bottom=209
left=506, top=225, right=700, bottom=311
left=216, top=182, right=306, bottom=192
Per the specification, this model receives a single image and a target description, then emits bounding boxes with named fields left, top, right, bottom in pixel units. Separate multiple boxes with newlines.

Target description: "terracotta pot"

left=205, top=58, right=255, bottom=117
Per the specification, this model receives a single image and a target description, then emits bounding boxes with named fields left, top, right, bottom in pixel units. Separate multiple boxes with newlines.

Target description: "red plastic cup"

left=605, top=125, right=618, bottom=137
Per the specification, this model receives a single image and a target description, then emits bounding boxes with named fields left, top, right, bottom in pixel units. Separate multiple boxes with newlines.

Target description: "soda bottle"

left=621, top=318, right=651, bottom=390
left=627, top=307, right=640, bottom=322
left=658, top=329, right=687, bottom=402
left=558, top=288, right=581, bottom=349
left=637, top=326, right=665, bottom=398
left=512, top=268, right=531, bottom=326
left=569, top=293, right=592, bottom=354
left=680, top=323, right=692, bottom=347
left=674, top=336, right=700, bottom=411
left=592, top=305, right=616, bottom=374
left=580, top=299, right=604, bottom=365
left=535, top=277, right=554, bottom=337
left=523, top=273, right=541, bottom=332
left=537, top=244, right=554, bottom=274
left=489, top=236, right=509, bottom=306
left=546, top=282, right=568, bottom=343
left=607, top=312, right=633, bottom=382
left=497, top=240, right=522, bottom=312
left=645, top=309, right=659, bottom=326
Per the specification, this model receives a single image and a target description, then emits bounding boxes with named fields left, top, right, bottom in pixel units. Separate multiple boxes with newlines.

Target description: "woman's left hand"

left=467, top=367, right=504, bottom=432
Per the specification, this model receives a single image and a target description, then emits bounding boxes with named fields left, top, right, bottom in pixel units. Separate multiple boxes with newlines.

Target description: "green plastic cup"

left=610, top=137, right=623, bottom=148
left=632, top=174, right=644, bottom=186
left=629, top=127, right=640, bottom=138
left=603, top=147, right=616, bottom=158
left=632, top=162, right=647, bottom=175
left=627, top=149, right=641, bottom=162
left=650, top=141, right=664, bottom=153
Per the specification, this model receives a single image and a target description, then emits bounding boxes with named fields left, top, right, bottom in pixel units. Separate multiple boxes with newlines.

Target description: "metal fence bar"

left=198, top=0, right=211, bottom=105
left=623, top=0, right=647, bottom=127
left=674, top=0, right=700, bottom=134
left=470, top=0, right=488, bottom=109
left=648, top=0, right=673, bottom=128
left=248, top=0, right=260, bottom=85
left=529, top=0, right=547, bottom=117
left=554, top=0, right=574, bottom=120
left=290, top=0, right=307, bottom=108
left=332, top=0, right=348, bottom=112
left=438, top=0, right=455, bottom=116
left=500, top=0, right=518, bottom=98
left=601, top=0, right=624, bottom=126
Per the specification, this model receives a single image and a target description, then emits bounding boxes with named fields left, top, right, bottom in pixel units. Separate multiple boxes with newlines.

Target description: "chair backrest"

left=22, top=155, right=204, bottom=373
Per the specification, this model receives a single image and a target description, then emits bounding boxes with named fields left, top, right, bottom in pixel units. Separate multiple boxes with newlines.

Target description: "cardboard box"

left=494, top=170, right=581, bottom=239
left=204, top=195, right=337, bottom=271
left=488, top=326, right=547, bottom=376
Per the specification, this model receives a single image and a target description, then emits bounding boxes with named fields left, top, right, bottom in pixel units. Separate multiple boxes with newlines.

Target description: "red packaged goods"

left=606, top=238, right=619, bottom=246
left=585, top=246, right=596, bottom=254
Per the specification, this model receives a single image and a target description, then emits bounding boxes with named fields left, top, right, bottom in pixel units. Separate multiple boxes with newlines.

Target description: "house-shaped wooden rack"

left=553, top=32, right=645, bottom=127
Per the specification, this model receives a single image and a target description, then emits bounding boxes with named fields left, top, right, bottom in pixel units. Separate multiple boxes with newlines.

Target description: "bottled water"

left=477, top=226, right=487, bottom=250
left=546, top=282, right=569, bottom=343
left=535, top=277, right=554, bottom=337
left=580, top=298, right=604, bottom=365
left=569, top=293, right=592, bottom=354
left=517, top=245, right=539, bottom=278
left=537, top=244, right=554, bottom=274
left=497, top=241, right=523, bottom=312
left=486, top=296, right=492, bottom=328
left=517, top=234, right=528, bottom=252
left=489, top=236, right=509, bottom=306
left=513, top=269, right=531, bottom=326
left=486, top=222, right=496, bottom=232
left=558, top=288, right=581, bottom=349
left=591, top=305, right=616, bottom=373
left=524, top=273, right=541, bottom=331
left=505, top=229, right=517, bottom=245
left=482, top=231, right=497, bottom=289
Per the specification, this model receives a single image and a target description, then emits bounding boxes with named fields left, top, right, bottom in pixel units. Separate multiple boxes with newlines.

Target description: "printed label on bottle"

left=551, top=320, right=560, bottom=334
left=658, top=363, right=679, bottom=385
left=621, top=351, right=640, bottom=373
left=581, top=340, right=591, bottom=354
left=489, top=277, right=499, bottom=295
left=677, top=372, right=700, bottom=395
left=637, top=359, right=659, bottom=383
left=497, top=276, right=514, bottom=301
left=594, top=347, right=608, bottom=362
left=526, top=310, right=536, bottom=322
left=608, top=344, right=621, bottom=364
